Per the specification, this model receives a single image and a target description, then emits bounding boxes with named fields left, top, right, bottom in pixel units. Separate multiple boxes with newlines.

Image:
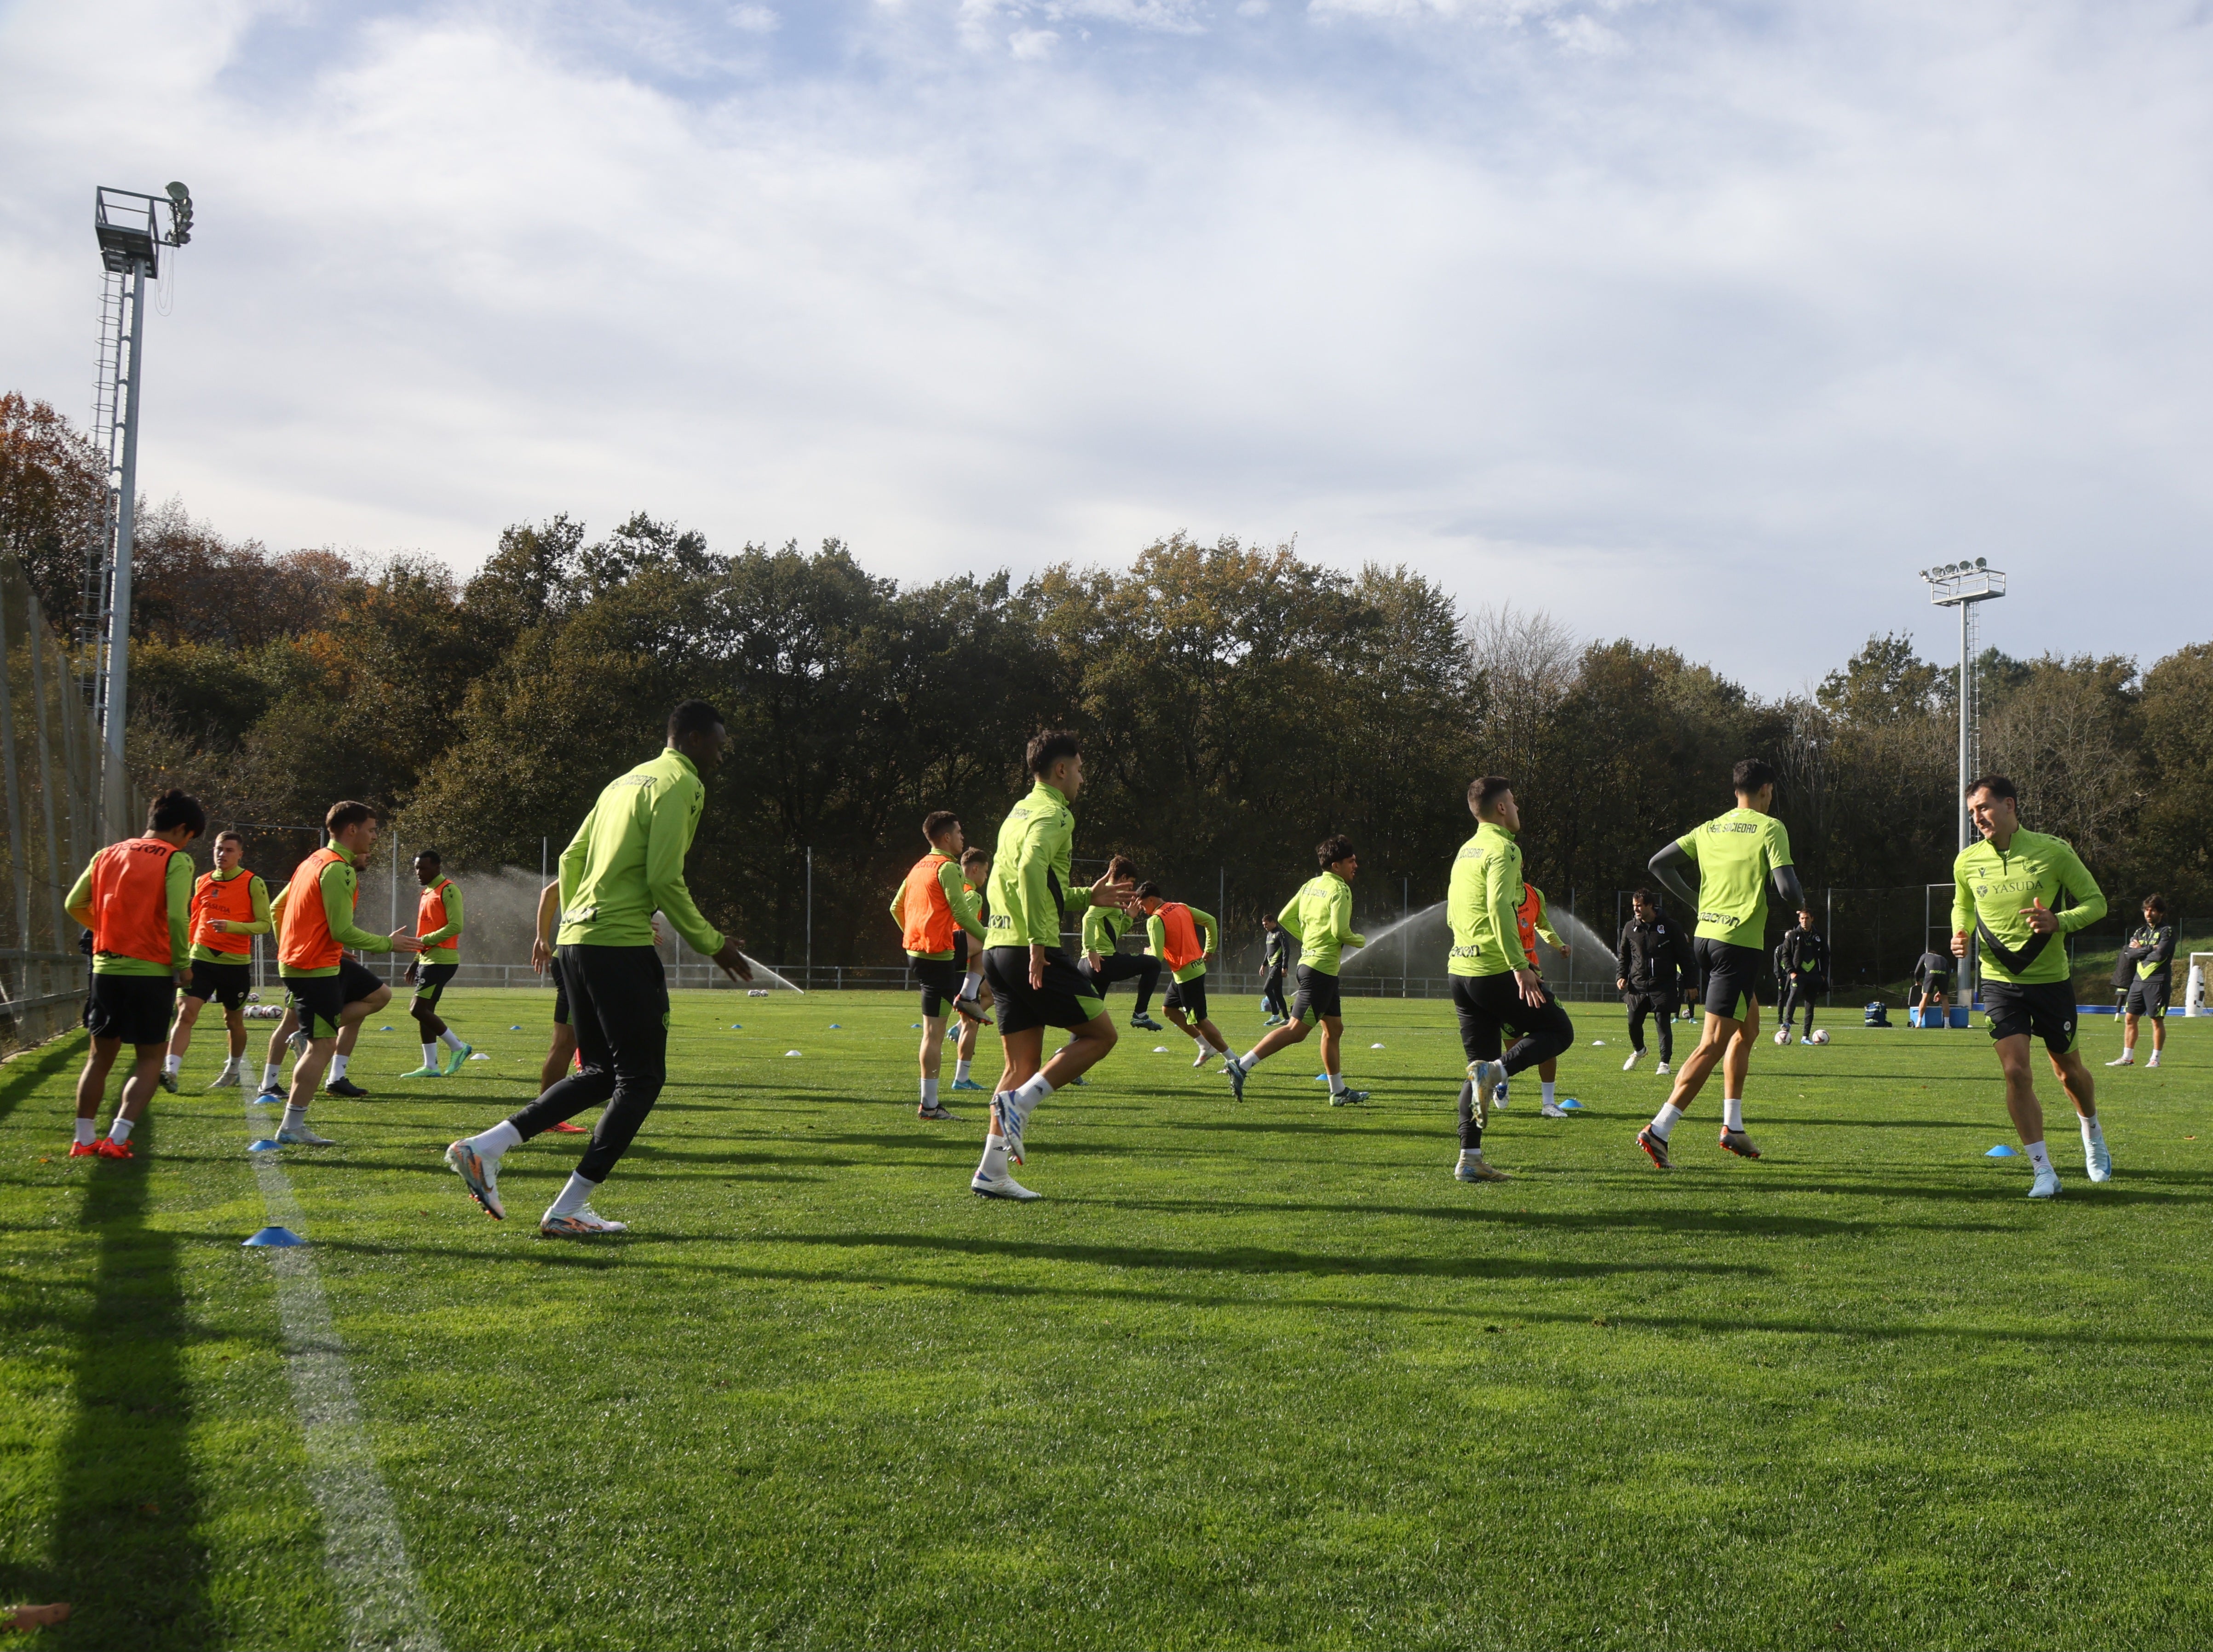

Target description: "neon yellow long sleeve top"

left=557, top=748, right=723, bottom=956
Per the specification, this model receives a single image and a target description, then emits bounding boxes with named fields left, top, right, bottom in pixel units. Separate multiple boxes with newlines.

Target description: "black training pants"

left=1625, top=989, right=1676, bottom=1062
left=506, top=944, right=668, bottom=1183
left=1779, top=977, right=1817, bottom=1035
left=1260, top=965, right=1288, bottom=1018
left=1083, top=950, right=1162, bottom=1014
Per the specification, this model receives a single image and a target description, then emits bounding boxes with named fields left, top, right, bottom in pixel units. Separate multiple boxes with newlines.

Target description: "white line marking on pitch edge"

left=246, top=1098, right=446, bottom=1652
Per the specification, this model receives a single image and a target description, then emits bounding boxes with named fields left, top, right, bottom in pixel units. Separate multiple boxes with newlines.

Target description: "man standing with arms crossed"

left=1950, top=774, right=2110, bottom=1197
left=448, top=700, right=752, bottom=1234
left=1449, top=777, right=1577, bottom=1182
left=969, top=730, right=1134, bottom=1201
left=273, top=802, right=422, bottom=1145
left=1637, top=759, right=1807, bottom=1169
left=891, top=811, right=990, bottom=1120
left=398, top=849, right=472, bottom=1078
left=1258, top=912, right=1292, bottom=1025
left=1772, top=908, right=1829, bottom=1045
left=1616, top=887, right=1691, bottom=1077
left=1223, top=836, right=1369, bottom=1106
left=163, top=828, right=270, bottom=1091
left=2109, top=894, right=2176, bottom=1069
left=63, top=790, right=203, bottom=1157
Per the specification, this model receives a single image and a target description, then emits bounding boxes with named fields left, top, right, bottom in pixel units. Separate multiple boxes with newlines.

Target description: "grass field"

left=5, top=986, right=2212, bottom=1650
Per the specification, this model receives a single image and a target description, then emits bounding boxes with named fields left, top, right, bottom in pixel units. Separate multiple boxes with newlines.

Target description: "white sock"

left=108, top=1116, right=135, bottom=1144
left=2026, top=1139, right=2053, bottom=1173
left=441, top=1029, right=465, bottom=1051
left=261, top=1062, right=281, bottom=1088
left=469, top=1120, right=523, bottom=1161
left=963, top=970, right=982, bottom=998
left=281, top=1105, right=309, bottom=1134
left=422, top=1042, right=440, bottom=1068
left=1013, top=1073, right=1052, bottom=1108
left=975, top=1132, right=1010, bottom=1180
left=2081, top=1115, right=2105, bottom=1150
left=1723, top=1096, right=1745, bottom=1132
left=1457, top=1146, right=1480, bottom=1166
left=954, top=1059, right=971, bottom=1083
left=548, top=1171, right=598, bottom=1217
left=1649, top=1102, right=1684, bottom=1141
left=1239, top=1046, right=1270, bottom=1071
left=1327, top=1071, right=1346, bottom=1094
left=1541, top=1080, right=1556, bottom=1105
left=74, top=1118, right=96, bottom=1146
left=331, top=1053, right=351, bottom=1080
left=1208, top=1037, right=1233, bottom=1059
left=163, top=1054, right=181, bottom=1076
left=921, top=1077, right=939, bottom=1106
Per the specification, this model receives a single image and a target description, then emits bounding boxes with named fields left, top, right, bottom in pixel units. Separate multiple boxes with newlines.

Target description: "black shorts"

left=1452, top=971, right=1576, bottom=1069
left=1623, top=988, right=1675, bottom=1018
left=551, top=956, right=571, bottom=1026
left=983, top=945, right=1104, bottom=1037
left=912, top=957, right=966, bottom=1018
left=1695, top=938, right=1762, bottom=1020
left=1164, top=973, right=1208, bottom=1021
left=283, top=958, right=387, bottom=1042
left=184, top=958, right=252, bottom=1009
left=1983, top=979, right=2080, bottom=1056
left=1292, top=963, right=1343, bottom=1025
left=2124, top=975, right=2171, bottom=1018
left=412, top=961, right=459, bottom=1007
left=1919, top=973, right=1952, bottom=997
left=954, top=932, right=969, bottom=970
left=86, top=973, right=176, bottom=1046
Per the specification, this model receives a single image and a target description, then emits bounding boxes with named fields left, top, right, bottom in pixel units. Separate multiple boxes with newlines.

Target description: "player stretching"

left=1911, top=947, right=1953, bottom=1027
left=528, top=879, right=587, bottom=1132
left=1081, top=857, right=1166, bottom=1031
left=63, top=790, right=203, bottom=1157
left=447, top=700, right=752, bottom=1234
left=1772, top=909, right=1828, bottom=1045
left=949, top=847, right=995, bottom=1090
left=1949, top=773, right=2109, bottom=1197
left=1637, top=758, right=1807, bottom=1168
left=1137, top=883, right=1227, bottom=1066
left=164, top=829, right=270, bottom=1091
left=969, top=730, right=1134, bottom=1201
left=1223, top=836, right=1368, bottom=1106
left=1259, top=913, right=1291, bottom=1025
left=2110, top=895, right=2176, bottom=1069
left=398, top=850, right=471, bottom=1077
left=1616, top=888, right=1691, bottom=1076
left=1500, top=880, right=1574, bottom=1117
left=274, top=802, right=423, bottom=1145
left=892, top=811, right=990, bottom=1120
left=1447, top=778, right=1578, bottom=1179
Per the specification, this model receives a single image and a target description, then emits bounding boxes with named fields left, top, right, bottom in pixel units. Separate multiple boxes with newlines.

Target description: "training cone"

left=1559, top=1099, right=1584, bottom=1110
left=829, top=1023, right=842, bottom=1029
left=1370, top=1042, right=1385, bottom=1050
left=242, top=1225, right=307, bottom=1248
left=509, top=1024, right=523, bottom=1030
left=786, top=1049, right=803, bottom=1057
left=246, top=1138, right=283, bottom=1153
left=1986, top=1144, right=2019, bottom=1157
left=731, top=1024, right=743, bottom=1030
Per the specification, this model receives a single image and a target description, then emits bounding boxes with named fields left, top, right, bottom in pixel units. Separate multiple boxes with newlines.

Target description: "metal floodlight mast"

left=1919, top=558, right=2006, bottom=1001
left=87, top=182, right=193, bottom=837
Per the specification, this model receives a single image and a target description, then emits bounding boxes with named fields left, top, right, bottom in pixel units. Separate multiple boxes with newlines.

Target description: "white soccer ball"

left=1773, top=1028, right=1790, bottom=1045
left=1809, top=1028, right=1830, bottom=1045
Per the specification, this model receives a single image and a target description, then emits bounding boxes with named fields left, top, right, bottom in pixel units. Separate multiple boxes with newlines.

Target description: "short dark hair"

left=960, top=847, right=989, bottom=871
left=1966, top=773, right=2018, bottom=803
left=1468, top=774, right=1513, bottom=812
left=415, top=848, right=442, bottom=865
left=325, top=800, right=376, bottom=836
left=1135, top=881, right=1162, bottom=900
left=1632, top=886, right=1655, bottom=904
left=1317, top=834, right=1356, bottom=869
left=148, top=789, right=206, bottom=836
left=923, top=810, right=959, bottom=843
left=668, top=699, right=725, bottom=743
left=1027, top=729, right=1081, bottom=777
left=1105, top=854, right=1138, bottom=881
left=215, top=829, right=244, bottom=849
left=2144, top=893, right=2168, bottom=917
left=1732, top=759, right=1777, bottom=794
left=1261, top=912, right=1279, bottom=926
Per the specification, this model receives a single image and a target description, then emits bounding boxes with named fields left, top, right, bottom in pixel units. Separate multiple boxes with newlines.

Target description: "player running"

left=1222, top=836, right=1368, bottom=1106
left=1501, top=879, right=1575, bottom=1117
left=1080, top=857, right=1166, bottom=1032
left=892, top=811, right=990, bottom=1120
left=1616, top=887, right=1691, bottom=1076
left=1137, top=882, right=1228, bottom=1067
left=1772, top=909, right=1828, bottom=1045
left=1949, top=773, right=2109, bottom=1197
left=1259, top=912, right=1291, bottom=1025
left=1444, top=777, right=1577, bottom=1180
left=949, top=847, right=995, bottom=1090
left=397, top=849, right=472, bottom=1077
left=274, top=802, right=423, bottom=1144
left=1637, top=758, right=1808, bottom=1168
left=529, top=878, right=587, bottom=1132
left=2110, top=895, right=2176, bottom=1069
left=968, top=730, right=1134, bottom=1201
left=163, top=828, right=270, bottom=1092
left=63, top=790, right=204, bottom=1158
left=1911, top=948, right=1954, bottom=1027
left=447, top=699, right=753, bottom=1234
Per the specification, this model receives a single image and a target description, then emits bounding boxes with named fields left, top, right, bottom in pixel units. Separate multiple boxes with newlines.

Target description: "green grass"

left=5, top=988, right=2213, bottom=1649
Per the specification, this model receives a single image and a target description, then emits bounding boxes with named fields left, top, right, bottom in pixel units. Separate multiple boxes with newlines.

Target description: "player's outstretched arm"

left=1770, top=863, right=1807, bottom=914
left=1647, top=841, right=1698, bottom=909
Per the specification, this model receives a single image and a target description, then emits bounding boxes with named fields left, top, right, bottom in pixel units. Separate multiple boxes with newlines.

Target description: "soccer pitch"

left=6, top=989, right=2211, bottom=1649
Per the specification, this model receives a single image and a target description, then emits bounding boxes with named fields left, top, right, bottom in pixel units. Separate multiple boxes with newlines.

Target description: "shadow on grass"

left=0, top=1031, right=87, bottom=1128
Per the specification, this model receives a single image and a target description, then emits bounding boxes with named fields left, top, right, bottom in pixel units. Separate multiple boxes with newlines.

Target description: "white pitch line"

left=247, top=1099, right=446, bottom=1652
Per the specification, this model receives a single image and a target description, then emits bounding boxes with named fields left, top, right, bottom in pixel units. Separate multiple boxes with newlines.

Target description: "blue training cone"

left=242, top=1225, right=307, bottom=1248
left=509, top=1024, right=523, bottom=1030
left=1985, top=1144, right=2019, bottom=1157
left=247, top=1138, right=283, bottom=1153
left=1559, top=1099, right=1584, bottom=1110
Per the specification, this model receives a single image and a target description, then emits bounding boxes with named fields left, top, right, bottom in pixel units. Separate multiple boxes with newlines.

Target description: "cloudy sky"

left=5, top=0, right=2209, bottom=692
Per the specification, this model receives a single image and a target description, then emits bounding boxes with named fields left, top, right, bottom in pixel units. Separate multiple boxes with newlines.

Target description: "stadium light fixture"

left=1924, top=558, right=2008, bottom=1002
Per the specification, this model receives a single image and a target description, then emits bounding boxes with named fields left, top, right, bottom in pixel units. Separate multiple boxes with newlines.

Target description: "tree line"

left=5, top=388, right=2207, bottom=978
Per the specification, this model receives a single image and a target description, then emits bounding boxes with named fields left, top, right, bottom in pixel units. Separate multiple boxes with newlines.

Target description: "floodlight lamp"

left=165, top=182, right=193, bottom=244
left=1975, top=557, right=1987, bottom=569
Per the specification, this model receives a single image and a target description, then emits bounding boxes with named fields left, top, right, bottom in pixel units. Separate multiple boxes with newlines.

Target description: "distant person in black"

left=2110, top=894, right=2177, bottom=1069
left=1259, top=912, right=1292, bottom=1025
left=1772, top=909, right=1828, bottom=1043
left=1615, top=888, right=1693, bottom=1074
left=1912, top=949, right=1954, bottom=1025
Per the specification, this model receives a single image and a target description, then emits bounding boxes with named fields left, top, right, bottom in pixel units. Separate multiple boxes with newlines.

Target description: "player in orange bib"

left=62, top=789, right=205, bottom=1158
left=397, top=849, right=471, bottom=1078
left=890, top=811, right=991, bottom=1119
left=1136, top=883, right=1228, bottom=1068
left=162, top=828, right=272, bottom=1092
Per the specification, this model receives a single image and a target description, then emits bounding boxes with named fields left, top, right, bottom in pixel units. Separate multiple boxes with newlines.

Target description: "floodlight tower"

left=87, top=182, right=193, bottom=835
left=1919, top=557, right=2006, bottom=998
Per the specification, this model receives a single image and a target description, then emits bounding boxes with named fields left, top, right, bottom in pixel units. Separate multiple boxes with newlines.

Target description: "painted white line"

left=247, top=1101, right=445, bottom=1652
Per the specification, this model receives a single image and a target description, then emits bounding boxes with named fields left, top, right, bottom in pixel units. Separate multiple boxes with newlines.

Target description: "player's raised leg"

left=1223, top=837, right=1366, bottom=1103
left=400, top=850, right=470, bottom=1076
left=892, top=811, right=991, bottom=1120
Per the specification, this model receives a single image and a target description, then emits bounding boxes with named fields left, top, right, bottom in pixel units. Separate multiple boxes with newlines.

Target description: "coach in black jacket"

left=1616, top=889, right=1695, bottom=1072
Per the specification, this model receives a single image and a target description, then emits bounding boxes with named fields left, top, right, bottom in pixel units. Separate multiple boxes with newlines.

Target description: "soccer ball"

left=1809, top=1028, right=1830, bottom=1045
left=1773, top=1028, right=1790, bottom=1046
